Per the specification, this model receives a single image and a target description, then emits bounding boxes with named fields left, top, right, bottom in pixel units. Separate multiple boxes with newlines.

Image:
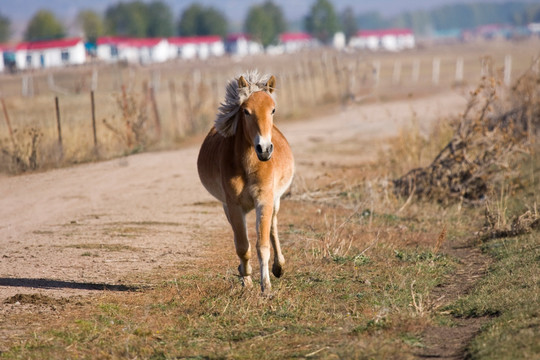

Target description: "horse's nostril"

left=269, top=143, right=274, bottom=153
left=255, top=144, right=263, bottom=154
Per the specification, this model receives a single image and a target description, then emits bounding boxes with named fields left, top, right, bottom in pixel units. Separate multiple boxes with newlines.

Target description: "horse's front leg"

left=256, top=199, right=274, bottom=294
left=270, top=197, right=285, bottom=278
left=224, top=203, right=253, bottom=288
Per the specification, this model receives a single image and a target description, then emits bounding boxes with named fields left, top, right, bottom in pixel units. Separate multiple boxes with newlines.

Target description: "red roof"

left=280, top=32, right=313, bottom=42
left=168, top=36, right=222, bottom=45
left=226, top=33, right=251, bottom=42
left=357, top=28, right=413, bottom=37
left=97, top=36, right=164, bottom=48
left=15, top=37, right=82, bottom=51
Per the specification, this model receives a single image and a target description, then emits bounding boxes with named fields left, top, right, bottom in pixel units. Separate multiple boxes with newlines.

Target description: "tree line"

left=358, top=2, right=540, bottom=35
left=0, top=0, right=354, bottom=47
left=0, top=0, right=539, bottom=46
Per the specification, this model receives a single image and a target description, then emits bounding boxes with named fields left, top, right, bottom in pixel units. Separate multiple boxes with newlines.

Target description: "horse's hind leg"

left=270, top=198, right=285, bottom=278
left=224, top=203, right=253, bottom=288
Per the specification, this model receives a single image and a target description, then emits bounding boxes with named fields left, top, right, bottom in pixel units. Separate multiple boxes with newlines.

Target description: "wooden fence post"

left=1, top=98, right=15, bottom=147
left=504, top=55, right=512, bottom=86
left=432, top=57, right=441, bottom=85
left=54, top=96, right=63, bottom=159
left=90, top=91, right=98, bottom=151
left=455, top=57, right=464, bottom=83
left=392, top=60, right=401, bottom=84
left=149, top=86, right=162, bottom=140
left=411, top=59, right=420, bottom=83
left=169, top=79, right=182, bottom=138
left=91, top=67, right=98, bottom=91
left=373, top=61, right=381, bottom=86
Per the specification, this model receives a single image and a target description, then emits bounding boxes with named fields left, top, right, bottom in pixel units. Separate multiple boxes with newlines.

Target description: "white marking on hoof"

left=242, top=276, right=253, bottom=288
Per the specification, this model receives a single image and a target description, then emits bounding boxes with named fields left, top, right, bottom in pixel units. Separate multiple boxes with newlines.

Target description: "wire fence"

left=0, top=40, right=538, bottom=174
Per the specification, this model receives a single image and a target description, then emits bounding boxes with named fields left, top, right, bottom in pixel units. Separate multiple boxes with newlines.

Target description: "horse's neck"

left=233, top=118, right=255, bottom=167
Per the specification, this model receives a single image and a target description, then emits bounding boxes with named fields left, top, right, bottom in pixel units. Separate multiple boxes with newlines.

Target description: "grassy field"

left=1, top=62, right=538, bottom=359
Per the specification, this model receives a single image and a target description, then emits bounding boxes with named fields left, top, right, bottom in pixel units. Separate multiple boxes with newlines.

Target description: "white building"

left=168, top=36, right=225, bottom=60
left=14, top=38, right=86, bottom=70
left=279, top=32, right=318, bottom=53
left=349, top=29, right=415, bottom=51
left=0, top=45, right=4, bottom=72
left=528, top=23, right=540, bottom=35
left=96, top=36, right=169, bottom=64
left=226, top=33, right=263, bottom=57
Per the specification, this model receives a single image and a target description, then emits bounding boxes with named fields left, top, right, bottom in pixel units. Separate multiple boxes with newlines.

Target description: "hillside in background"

left=357, top=2, right=540, bottom=34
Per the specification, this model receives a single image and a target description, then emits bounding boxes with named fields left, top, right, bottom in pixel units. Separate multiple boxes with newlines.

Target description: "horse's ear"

left=238, top=76, right=248, bottom=88
left=266, top=75, right=276, bottom=94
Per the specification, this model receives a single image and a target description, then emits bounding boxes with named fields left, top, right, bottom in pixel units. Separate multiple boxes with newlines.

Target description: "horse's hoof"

left=242, top=276, right=253, bottom=288
left=272, top=263, right=284, bottom=278
left=261, top=289, right=275, bottom=299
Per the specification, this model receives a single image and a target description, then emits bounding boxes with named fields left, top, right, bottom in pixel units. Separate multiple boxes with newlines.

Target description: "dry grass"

left=393, top=65, right=538, bottom=205
left=0, top=41, right=539, bottom=359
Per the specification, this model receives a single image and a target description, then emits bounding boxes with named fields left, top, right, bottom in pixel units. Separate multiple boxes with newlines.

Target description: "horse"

left=197, top=71, right=294, bottom=293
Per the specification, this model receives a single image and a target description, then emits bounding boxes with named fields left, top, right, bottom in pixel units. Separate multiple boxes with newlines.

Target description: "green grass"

left=442, top=143, right=540, bottom=359
left=447, top=231, right=540, bottom=359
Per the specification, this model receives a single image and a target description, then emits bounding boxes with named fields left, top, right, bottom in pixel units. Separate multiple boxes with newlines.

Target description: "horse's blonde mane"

left=215, top=70, right=276, bottom=137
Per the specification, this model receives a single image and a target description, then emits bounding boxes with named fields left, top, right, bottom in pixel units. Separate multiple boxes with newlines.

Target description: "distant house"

left=529, top=23, right=540, bottom=35
left=0, top=45, right=4, bottom=72
left=96, top=36, right=169, bottom=64
left=168, top=36, right=225, bottom=60
left=13, top=37, right=86, bottom=70
left=349, top=28, right=415, bottom=51
left=279, top=32, right=318, bottom=53
left=225, top=33, right=263, bottom=57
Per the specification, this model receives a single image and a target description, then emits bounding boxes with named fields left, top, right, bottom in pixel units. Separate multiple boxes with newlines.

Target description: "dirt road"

left=0, top=91, right=466, bottom=302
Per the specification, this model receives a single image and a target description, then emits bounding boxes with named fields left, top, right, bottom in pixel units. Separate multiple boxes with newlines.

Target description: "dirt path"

left=0, top=91, right=466, bottom=302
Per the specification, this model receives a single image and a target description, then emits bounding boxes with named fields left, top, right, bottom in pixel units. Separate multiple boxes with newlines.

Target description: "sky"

left=0, top=0, right=536, bottom=39
left=1, top=0, right=533, bottom=22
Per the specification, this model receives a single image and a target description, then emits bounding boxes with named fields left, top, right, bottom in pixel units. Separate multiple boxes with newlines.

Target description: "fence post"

left=22, top=76, right=28, bottom=97
left=90, top=91, right=98, bottom=151
left=54, top=96, right=63, bottom=159
left=168, top=79, right=182, bottom=138
left=432, top=57, right=440, bottom=85
left=392, top=60, right=401, bottom=84
left=411, top=59, right=420, bottom=83
left=1, top=98, right=15, bottom=147
left=149, top=86, right=162, bottom=140
left=373, top=61, right=381, bottom=87
left=91, top=67, right=98, bottom=91
left=455, top=57, right=464, bottom=83
left=504, top=55, right=512, bottom=86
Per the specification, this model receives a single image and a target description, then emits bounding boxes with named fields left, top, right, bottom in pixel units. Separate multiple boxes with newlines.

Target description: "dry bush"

left=102, top=87, right=154, bottom=153
left=480, top=202, right=540, bottom=240
left=393, top=67, right=539, bottom=204
left=0, top=127, right=41, bottom=173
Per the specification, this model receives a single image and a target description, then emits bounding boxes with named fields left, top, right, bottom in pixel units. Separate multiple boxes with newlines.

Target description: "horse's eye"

left=243, top=109, right=250, bottom=116
left=271, top=108, right=275, bottom=115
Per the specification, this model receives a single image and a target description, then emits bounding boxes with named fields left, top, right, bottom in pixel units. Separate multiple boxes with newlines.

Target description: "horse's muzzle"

left=255, top=143, right=273, bottom=162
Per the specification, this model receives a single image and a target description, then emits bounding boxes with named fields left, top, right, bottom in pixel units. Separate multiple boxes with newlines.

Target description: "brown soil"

left=0, top=90, right=488, bottom=356
left=416, top=238, right=492, bottom=359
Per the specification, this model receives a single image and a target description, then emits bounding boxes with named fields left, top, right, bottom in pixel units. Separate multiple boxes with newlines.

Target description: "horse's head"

left=238, top=75, right=276, bottom=162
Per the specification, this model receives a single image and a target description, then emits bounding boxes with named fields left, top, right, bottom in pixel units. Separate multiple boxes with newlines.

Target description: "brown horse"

left=197, top=71, right=294, bottom=293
